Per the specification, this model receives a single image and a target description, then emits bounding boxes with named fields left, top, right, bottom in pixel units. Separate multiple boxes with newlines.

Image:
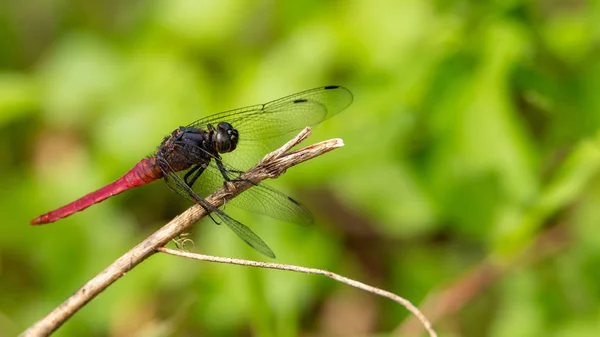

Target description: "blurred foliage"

left=2, top=0, right=600, bottom=336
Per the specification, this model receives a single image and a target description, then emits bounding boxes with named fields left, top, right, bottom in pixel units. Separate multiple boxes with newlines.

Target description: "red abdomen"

left=31, top=157, right=162, bottom=225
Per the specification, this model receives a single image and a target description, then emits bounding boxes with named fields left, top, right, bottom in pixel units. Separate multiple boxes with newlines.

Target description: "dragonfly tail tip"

left=30, top=217, right=45, bottom=226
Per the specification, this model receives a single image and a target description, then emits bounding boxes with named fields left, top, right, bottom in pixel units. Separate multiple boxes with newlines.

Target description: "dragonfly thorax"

left=213, top=122, right=239, bottom=154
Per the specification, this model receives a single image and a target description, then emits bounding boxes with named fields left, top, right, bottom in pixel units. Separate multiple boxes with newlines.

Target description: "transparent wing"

left=157, top=157, right=276, bottom=258
left=189, top=86, right=352, bottom=139
left=230, top=181, right=314, bottom=225
left=190, top=160, right=314, bottom=226
left=188, top=86, right=353, bottom=170
left=217, top=212, right=275, bottom=258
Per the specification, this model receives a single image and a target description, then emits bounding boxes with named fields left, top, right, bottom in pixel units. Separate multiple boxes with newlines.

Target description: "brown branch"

left=158, top=247, right=438, bottom=337
left=21, top=127, right=339, bottom=336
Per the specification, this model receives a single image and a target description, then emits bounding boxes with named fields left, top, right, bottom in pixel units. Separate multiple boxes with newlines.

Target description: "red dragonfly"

left=31, top=86, right=353, bottom=257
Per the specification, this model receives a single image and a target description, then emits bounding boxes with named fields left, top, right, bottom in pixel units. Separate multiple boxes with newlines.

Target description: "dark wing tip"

left=322, top=85, right=354, bottom=115
left=286, top=196, right=315, bottom=225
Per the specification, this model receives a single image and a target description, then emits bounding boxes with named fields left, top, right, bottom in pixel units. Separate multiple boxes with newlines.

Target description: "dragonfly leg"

left=216, top=159, right=256, bottom=192
left=215, top=158, right=242, bottom=198
left=158, top=157, right=221, bottom=225
left=184, top=164, right=207, bottom=187
left=185, top=163, right=237, bottom=226
left=183, top=165, right=202, bottom=185
left=216, top=158, right=234, bottom=181
left=182, top=164, right=218, bottom=223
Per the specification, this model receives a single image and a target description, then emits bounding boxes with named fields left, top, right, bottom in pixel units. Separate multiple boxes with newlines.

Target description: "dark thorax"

left=156, top=122, right=239, bottom=173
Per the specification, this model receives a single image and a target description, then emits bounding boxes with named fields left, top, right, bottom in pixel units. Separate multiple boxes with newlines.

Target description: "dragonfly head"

left=215, top=122, right=239, bottom=153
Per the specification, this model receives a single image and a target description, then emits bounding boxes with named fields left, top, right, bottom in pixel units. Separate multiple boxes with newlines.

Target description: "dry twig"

left=158, top=247, right=437, bottom=337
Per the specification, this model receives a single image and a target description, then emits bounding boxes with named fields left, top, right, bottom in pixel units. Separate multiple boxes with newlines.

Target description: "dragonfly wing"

left=182, top=156, right=314, bottom=225
left=230, top=180, right=314, bottom=225
left=188, top=86, right=353, bottom=170
left=188, top=86, right=353, bottom=137
left=158, top=157, right=276, bottom=258
left=215, top=210, right=275, bottom=258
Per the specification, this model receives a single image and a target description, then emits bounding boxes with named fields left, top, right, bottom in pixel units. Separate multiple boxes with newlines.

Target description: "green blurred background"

left=2, top=0, right=600, bottom=336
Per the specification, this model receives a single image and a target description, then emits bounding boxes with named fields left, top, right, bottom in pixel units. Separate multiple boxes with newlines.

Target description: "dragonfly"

left=31, top=85, right=353, bottom=258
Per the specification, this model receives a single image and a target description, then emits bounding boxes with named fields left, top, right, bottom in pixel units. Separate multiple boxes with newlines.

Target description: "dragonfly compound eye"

left=215, top=122, right=239, bottom=153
